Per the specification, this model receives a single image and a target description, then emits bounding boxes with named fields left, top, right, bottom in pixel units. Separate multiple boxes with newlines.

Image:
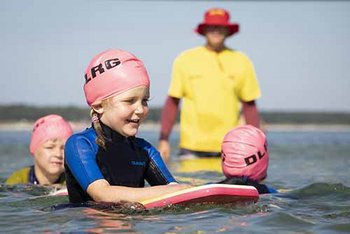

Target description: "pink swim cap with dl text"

left=221, top=125, right=269, bottom=182
left=84, top=49, right=150, bottom=106
left=29, top=114, right=73, bottom=155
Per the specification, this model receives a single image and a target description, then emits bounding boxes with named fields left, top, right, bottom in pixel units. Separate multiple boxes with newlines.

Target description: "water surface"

left=1, top=128, right=349, bottom=233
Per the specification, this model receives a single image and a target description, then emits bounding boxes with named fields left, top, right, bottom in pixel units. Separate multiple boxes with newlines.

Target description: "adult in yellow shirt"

left=158, top=8, right=262, bottom=163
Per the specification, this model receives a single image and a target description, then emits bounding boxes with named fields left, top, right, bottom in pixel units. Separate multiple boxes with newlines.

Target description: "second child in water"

left=64, top=49, right=189, bottom=204
left=219, top=125, right=277, bottom=194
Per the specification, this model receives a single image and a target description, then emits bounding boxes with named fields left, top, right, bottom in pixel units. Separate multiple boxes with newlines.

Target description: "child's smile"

left=98, top=86, right=150, bottom=137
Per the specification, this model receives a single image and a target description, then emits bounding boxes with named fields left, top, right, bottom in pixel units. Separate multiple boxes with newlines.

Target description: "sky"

left=1, top=0, right=350, bottom=112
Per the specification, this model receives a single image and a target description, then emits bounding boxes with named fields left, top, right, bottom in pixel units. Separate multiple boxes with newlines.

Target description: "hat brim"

left=196, top=23, right=239, bottom=37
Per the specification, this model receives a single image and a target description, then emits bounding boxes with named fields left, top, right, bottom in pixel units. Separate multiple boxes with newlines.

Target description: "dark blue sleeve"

left=65, top=129, right=104, bottom=191
left=135, top=138, right=177, bottom=185
left=267, top=186, right=278, bottom=193
left=218, top=176, right=278, bottom=194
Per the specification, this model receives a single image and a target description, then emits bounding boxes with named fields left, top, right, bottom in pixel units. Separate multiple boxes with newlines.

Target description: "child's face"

left=100, top=86, right=150, bottom=137
left=34, top=138, right=65, bottom=180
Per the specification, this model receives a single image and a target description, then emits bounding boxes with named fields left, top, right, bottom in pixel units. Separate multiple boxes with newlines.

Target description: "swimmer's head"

left=221, top=125, right=269, bottom=182
left=83, top=49, right=150, bottom=106
left=29, top=114, right=73, bottom=155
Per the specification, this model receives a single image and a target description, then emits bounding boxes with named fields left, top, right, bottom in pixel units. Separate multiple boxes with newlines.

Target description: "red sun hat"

left=195, top=8, right=239, bottom=37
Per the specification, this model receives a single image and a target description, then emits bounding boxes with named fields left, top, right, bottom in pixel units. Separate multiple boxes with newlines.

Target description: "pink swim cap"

left=29, top=114, right=73, bottom=155
left=84, top=49, right=150, bottom=106
left=221, top=125, right=269, bottom=182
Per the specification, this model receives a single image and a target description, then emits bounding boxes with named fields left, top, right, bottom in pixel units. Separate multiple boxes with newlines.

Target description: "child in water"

left=64, top=49, right=190, bottom=204
left=218, top=125, right=277, bottom=194
left=6, top=114, right=73, bottom=186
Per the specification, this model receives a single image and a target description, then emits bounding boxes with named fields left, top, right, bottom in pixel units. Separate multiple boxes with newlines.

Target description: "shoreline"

left=1, top=121, right=350, bottom=132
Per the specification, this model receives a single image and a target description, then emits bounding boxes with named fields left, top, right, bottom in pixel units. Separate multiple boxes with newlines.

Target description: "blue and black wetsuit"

left=218, top=176, right=277, bottom=194
left=64, top=123, right=177, bottom=203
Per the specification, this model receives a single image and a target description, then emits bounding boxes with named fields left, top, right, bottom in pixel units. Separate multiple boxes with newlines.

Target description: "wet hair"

left=90, top=109, right=107, bottom=149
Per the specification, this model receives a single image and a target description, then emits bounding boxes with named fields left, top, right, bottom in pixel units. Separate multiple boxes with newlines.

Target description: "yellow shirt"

left=5, top=166, right=66, bottom=185
left=168, top=46, right=261, bottom=152
left=5, top=167, right=31, bottom=184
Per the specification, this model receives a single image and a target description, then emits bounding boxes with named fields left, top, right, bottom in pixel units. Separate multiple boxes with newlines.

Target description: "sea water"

left=0, top=127, right=350, bottom=233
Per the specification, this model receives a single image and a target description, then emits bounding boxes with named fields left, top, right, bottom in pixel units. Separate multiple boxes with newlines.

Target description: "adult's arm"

left=158, top=96, right=180, bottom=162
left=242, top=100, right=261, bottom=129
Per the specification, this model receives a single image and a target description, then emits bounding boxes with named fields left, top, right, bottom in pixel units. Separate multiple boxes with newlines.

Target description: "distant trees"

left=0, top=105, right=164, bottom=123
left=0, top=105, right=90, bottom=122
left=0, top=105, right=349, bottom=125
left=260, top=112, right=350, bottom=125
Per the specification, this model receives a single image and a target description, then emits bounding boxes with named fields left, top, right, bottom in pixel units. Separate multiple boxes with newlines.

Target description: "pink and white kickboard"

left=141, top=184, right=259, bottom=209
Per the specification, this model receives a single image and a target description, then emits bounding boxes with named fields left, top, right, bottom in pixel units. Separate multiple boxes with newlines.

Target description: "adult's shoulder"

left=175, top=46, right=205, bottom=60
left=224, top=48, right=252, bottom=61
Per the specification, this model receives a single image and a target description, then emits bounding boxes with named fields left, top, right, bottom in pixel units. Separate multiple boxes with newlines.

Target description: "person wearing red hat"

left=6, top=114, right=73, bottom=186
left=158, top=8, right=262, bottom=162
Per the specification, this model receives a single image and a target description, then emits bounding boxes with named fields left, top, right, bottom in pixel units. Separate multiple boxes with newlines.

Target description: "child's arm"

left=86, top=179, right=191, bottom=203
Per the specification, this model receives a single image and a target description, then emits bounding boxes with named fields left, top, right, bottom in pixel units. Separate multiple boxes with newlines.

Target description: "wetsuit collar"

left=29, top=165, right=40, bottom=185
left=29, top=165, right=65, bottom=185
left=99, top=121, right=128, bottom=142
